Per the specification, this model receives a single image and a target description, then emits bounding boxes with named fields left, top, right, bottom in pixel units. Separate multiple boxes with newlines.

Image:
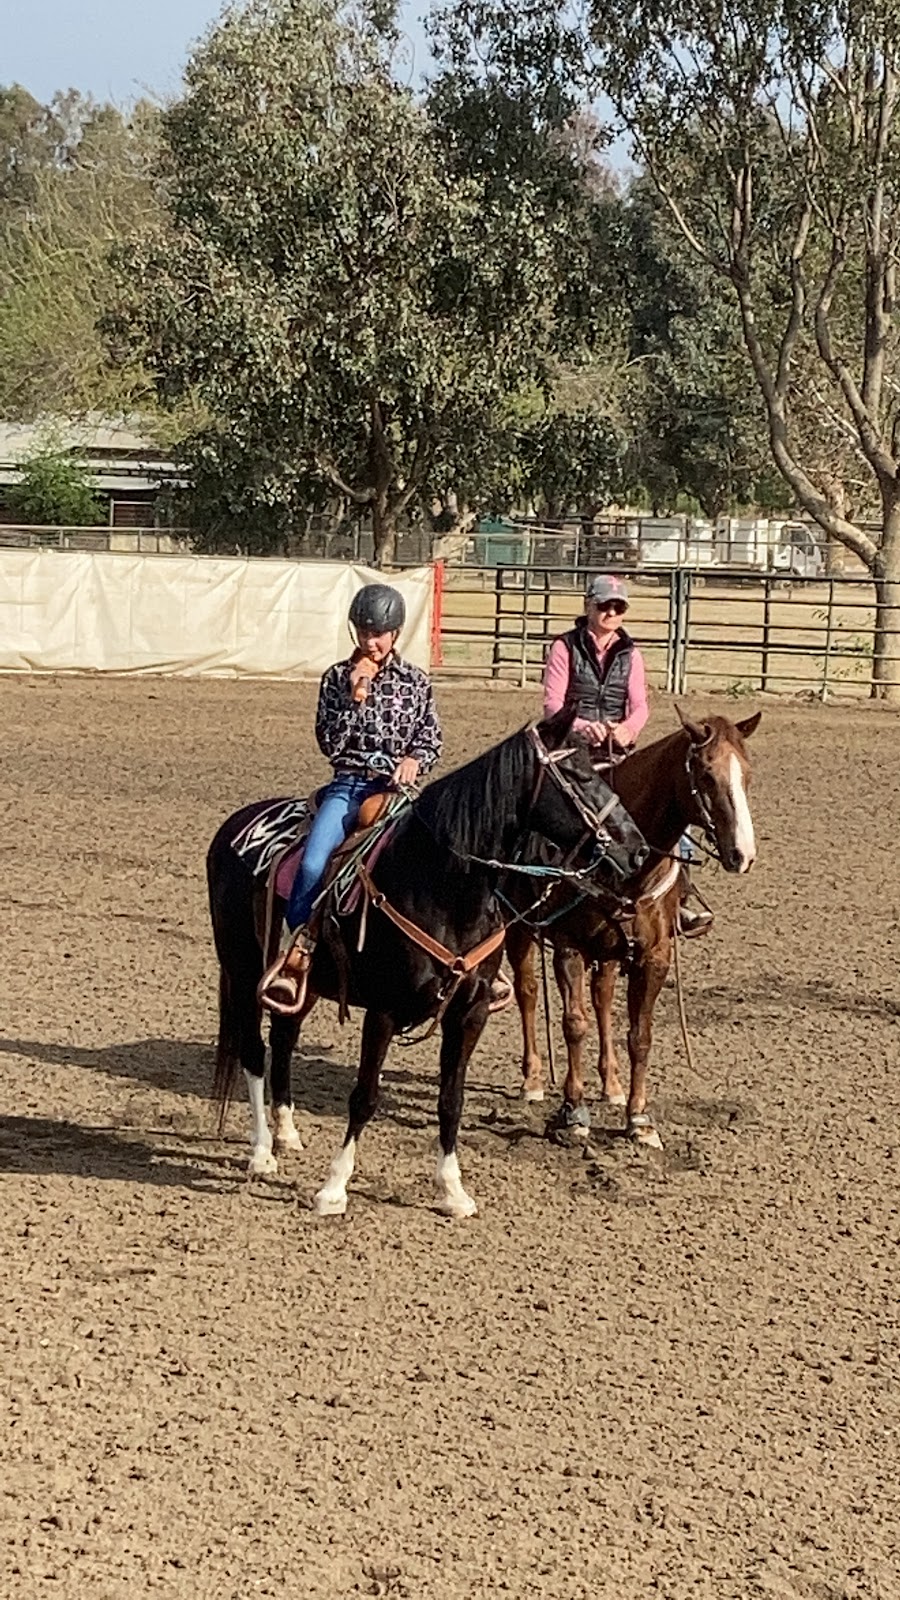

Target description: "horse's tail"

left=207, top=815, right=263, bottom=1137
left=212, top=963, right=243, bottom=1136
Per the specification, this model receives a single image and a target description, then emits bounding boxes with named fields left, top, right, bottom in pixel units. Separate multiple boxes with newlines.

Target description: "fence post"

left=821, top=577, right=835, bottom=701
left=761, top=576, right=772, bottom=691
left=520, top=563, right=532, bottom=688
left=491, top=567, right=503, bottom=679
left=673, top=567, right=692, bottom=694
left=665, top=569, right=678, bottom=692
left=431, top=560, right=445, bottom=668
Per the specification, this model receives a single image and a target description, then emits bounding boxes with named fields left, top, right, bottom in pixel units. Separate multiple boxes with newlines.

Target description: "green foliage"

left=109, top=0, right=613, bottom=559
left=433, top=0, right=900, bottom=693
left=0, top=90, right=162, bottom=419
left=6, top=441, right=105, bottom=525
left=519, top=407, right=626, bottom=515
left=588, top=0, right=900, bottom=540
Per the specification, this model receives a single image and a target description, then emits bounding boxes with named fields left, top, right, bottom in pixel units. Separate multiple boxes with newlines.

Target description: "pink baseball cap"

left=586, top=574, right=629, bottom=605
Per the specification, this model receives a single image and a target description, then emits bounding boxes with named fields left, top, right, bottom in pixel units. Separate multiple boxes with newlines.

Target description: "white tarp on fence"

left=0, top=551, right=435, bottom=676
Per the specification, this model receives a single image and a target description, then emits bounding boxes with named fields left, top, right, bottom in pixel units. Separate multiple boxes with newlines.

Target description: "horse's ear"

left=675, top=704, right=711, bottom=746
left=537, top=708, right=577, bottom=749
left=736, top=711, right=762, bottom=740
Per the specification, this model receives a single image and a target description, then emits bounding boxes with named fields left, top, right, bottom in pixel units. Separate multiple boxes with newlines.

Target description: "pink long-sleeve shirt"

left=543, top=631, right=649, bottom=748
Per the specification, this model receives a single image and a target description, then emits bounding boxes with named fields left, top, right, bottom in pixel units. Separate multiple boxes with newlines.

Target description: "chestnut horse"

left=505, top=710, right=760, bottom=1149
left=207, top=712, right=647, bottom=1218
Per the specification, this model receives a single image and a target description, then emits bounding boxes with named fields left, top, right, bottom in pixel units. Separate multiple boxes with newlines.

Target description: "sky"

left=4, top=0, right=434, bottom=106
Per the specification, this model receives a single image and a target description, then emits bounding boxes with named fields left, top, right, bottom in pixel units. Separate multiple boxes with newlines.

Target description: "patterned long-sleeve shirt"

left=315, top=653, right=443, bottom=777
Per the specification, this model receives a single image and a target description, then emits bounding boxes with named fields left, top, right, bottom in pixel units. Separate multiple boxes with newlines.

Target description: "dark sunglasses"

left=594, top=599, right=627, bottom=615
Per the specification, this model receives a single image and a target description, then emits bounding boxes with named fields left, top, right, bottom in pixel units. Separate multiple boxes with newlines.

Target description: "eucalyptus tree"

left=437, top=0, right=900, bottom=694
left=0, top=93, right=160, bottom=419
left=110, top=0, right=606, bottom=562
left=590, top=0, right=900, bottom=696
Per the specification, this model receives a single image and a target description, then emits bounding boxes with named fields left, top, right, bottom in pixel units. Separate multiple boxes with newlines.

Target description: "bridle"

left=682, top=729, right=738, bottom=865
left=342, top=722, right=639, bottom=1041
left=524, top=722, right=625, bottom=861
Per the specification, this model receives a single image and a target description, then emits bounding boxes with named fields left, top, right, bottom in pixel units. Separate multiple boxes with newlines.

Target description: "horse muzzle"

left=589, top=805, right=648, bottom=886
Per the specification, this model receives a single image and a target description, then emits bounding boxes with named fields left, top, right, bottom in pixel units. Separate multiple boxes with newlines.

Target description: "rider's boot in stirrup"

left=258, top=925, right=316, bottom=1015
left=676, top=868, right=714, bottom=939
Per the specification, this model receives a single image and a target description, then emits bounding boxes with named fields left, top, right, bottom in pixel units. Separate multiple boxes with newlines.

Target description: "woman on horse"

left=543, top=572, right=712, bottom=935
left=259, top=582, right=443, bottom=1012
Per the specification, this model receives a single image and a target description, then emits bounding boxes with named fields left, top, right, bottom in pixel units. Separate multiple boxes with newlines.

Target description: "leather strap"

left=355, top=863, right=506, bottom=976
left=635, top=857, right=681, bottom=906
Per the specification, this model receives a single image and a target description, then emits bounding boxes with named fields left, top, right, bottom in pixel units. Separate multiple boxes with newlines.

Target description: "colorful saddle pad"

left=231, top=797, right=313, bottom=881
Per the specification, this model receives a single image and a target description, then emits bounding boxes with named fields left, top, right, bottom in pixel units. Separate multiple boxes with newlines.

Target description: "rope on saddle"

left=672, top=922, right=699, bottom=1080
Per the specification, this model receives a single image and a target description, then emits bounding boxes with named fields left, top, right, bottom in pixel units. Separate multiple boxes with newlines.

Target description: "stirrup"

left=677, top=905, right=714, bottom=939
left=488, top=972, right=514, bottom=1014
left=258, top=931, right=314, bottom=1016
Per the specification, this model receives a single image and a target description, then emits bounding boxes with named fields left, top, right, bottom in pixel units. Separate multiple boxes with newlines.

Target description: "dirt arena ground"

left=1, top=675, right=899, bottom=1600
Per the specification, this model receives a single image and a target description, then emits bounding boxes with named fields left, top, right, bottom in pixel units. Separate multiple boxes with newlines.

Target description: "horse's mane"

left=413, top=724, right=532, bottom=859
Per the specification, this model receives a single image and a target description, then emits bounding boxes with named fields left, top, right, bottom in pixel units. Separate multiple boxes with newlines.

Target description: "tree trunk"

left=372, top=492, right=397, bottom=567
left=431, top=505, right=477, bottom=562
left=825, top=538, right=846, bottom=576
left=823, top=476, right=847, bottom=574
left=871, top=498, right=900, bottom=702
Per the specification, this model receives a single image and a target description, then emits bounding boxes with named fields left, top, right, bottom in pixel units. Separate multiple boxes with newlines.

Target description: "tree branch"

left=814, top=236, right=895, bottom=481
left=314, top=455, right=372, bottom=504
left=392, top=430, right=432, bottom=515
left=774, top=201, right=812, bottom=402
left=861, top=56, right=898, bottom=422
left=731, top=271, right=879, bottom=567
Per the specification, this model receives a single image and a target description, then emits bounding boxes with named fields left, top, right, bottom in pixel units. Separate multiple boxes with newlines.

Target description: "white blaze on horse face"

left=313, top=1139, right=356, bottom=1215
left=727, top=752, right=756, bottom=871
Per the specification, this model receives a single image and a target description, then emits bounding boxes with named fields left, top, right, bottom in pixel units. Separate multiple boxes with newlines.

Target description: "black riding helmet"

left=349, top=583, right=406, bottom=635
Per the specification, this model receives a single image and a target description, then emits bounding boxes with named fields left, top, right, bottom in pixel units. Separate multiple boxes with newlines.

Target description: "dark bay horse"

left=506, top=710, right=760, bottom=1150
left=207, top=712, right=647, bottom=1217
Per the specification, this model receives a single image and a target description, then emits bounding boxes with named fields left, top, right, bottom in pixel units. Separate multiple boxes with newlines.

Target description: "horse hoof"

left=247, top=1149, right=278, bottom=1176
left=546, top=1122, right=590, bottom=1147
left=313, top=1188, right=347, bottom=1216
left=272, top=1107, right=303, bottom=1153
left=273, top=1129, right=303, bottom=1154
left=435, top=1193, right=478, bottom=1219
left=521, top=1085, right=545, bottom=1103
left=628, top=1118, right=663, bottom=1150
left=546, top=1103, right=591, bottom=1144
left=605, top=1091, right=627, bottom=1109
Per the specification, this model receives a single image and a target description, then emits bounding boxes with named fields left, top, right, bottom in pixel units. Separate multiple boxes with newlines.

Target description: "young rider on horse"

left=258, top=582, right=443, bottom=1013
left=542, top=572, right=712, bottom=936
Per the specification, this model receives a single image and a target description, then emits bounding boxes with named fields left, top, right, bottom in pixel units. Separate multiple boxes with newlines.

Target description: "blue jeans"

left=287, top=773, right=388, bottom=930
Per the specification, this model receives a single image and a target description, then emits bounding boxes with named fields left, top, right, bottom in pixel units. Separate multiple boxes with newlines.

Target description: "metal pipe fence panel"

left=0, top=538, right=887, bottom=698
left=436, top=565, right=886, bottom=699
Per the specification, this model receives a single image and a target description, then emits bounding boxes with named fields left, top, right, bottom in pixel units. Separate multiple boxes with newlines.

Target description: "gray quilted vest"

left=561, top=620, right=635, bottom=724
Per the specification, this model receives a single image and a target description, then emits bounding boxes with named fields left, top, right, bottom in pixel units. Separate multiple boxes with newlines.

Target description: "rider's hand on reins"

left=392, top=756, right=421, bottom=788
